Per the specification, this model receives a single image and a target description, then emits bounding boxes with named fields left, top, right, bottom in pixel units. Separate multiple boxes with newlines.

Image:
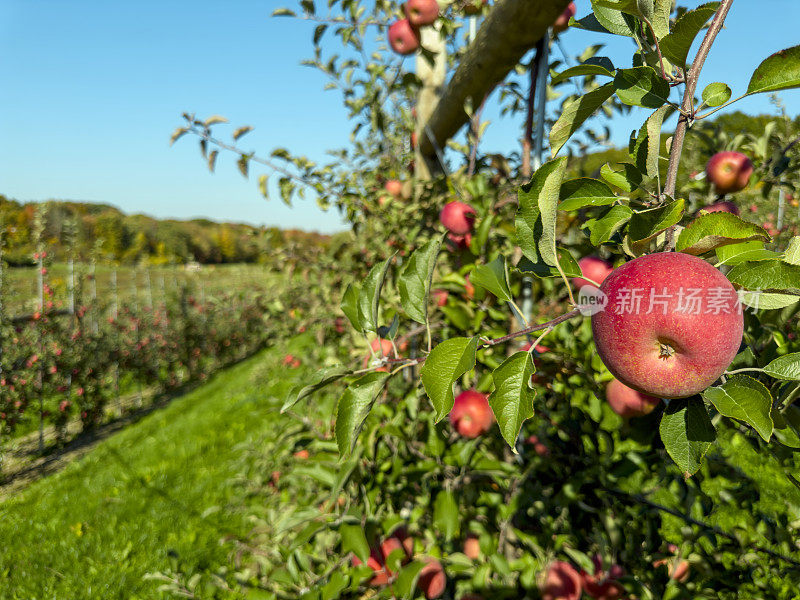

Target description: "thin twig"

left=663, top=0, right=734, bottom=249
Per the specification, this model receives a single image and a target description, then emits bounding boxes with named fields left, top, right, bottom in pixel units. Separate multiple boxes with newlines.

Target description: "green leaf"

left=629, top=105, right=670, bottom=177
left=232, top=125, right=253, bottom=141
left=594, top=0, right=641, bottom=16
left=203, top=115, right=229, bottom=126
left=550, top=83, right=616, bottom=156
left=357, top=256, right=395, bottom=333
left=283, top=365, right=351, bottom=413
left=339, top=522, right=370, bottom=564
left=341, top=283, right=361, bottom=331
left=627, top=198, right=684, bottom=253
left=335, top=372, right=391, bottom=455
left=747, top=45, right=800, bottom=95
left=583, top=205, right=633, bottom=245
left=764, top=353, right=800, bottom=381
left=784, top=236, right=800, bottom=265
left=489, top=352, right=536, bottom=449
left=559, top=178, right=618, bottom=211
left=420, top=336, right=479, bottom=421
left=659, top=397, right=716, bottom=478
left=659, top=2, right=720, bottom=67
left=398, top=235, right=444, bottom=325
left=258, top=173, right=269, bottom=198
left=701, top=82, right=732, bottom=107
left=551, top=57, right=615, bottom=85
left=703, top=375, right=773, bottom=442
left=727, top=260, right=800, bottom=296
left=516, top=248, right=582, bottom=279
left=715, top=241, right=779, bottom=267
left=677, top=213, right=771, bottom=255
left=516, top=158, right=567, bottom=269
left=601, top=162, right=643, bottom=192
left=651, top=0, right=672, bottom=38
left=393, top=561, right=427, bottom=599
left=614, top=67, right=671, bottom=108
left=471, top=256, right=513, bottom=302
left=272, top=8, right=297, bottom=16
left=433, top=490, right=460, bottom=540
left=587, top=1, right=638, bottom=36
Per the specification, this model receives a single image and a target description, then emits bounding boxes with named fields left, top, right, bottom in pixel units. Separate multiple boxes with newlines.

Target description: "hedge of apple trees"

left=173, top=1, right=800, bottom=598
left=0, top=246, right=338, bottom=453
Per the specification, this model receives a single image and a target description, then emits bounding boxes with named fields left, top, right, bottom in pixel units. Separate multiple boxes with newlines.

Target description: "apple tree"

left=171, top=1, right=800, bottom=598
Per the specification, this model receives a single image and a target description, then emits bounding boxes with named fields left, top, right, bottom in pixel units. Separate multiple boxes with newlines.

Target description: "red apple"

left=553, top=2, right=576, bottom=34
left=526, top=434, right=550, bottom=456
left=411, top=130, right=418, bottom=149
left=440, top=201, right=477, bottom=235
left=462, top=0, right=488, bottom=15
left=581, top=555, right=625, bottom=600
left=404, top=0, right=439, bottom=27
left=606, top=378, right=661, bottom=418
left=574, top=256, right=613, bottom=290
left=417, top=558, right=446, bottom=599
left=463, top=535, right=480, bottom=559
left=701, top=200, right=740, bottom=216
left=385, top=179, right=404, bottom=197
left=388, top=19, right=421, bottom=55
left=293, top=449, right=310, bottom=460
left=449, top=390, right=494, bottom=438
left=363, top=338, right=396, bottom=371
left=446, top=232, right=472, bottom=251
left=591, top=252, right=743, bottom=399
left=705, top=151, right=754, bottom=194
left=541, top=561, right=582, bottom=600
left=432, top=288, right=449, bottom=307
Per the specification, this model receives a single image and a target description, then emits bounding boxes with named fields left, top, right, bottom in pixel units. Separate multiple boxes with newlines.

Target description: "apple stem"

left=663, top=0, right=734, bottom=249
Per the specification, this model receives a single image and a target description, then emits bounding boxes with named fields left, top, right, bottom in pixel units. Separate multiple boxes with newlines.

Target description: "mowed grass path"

left=0, top=345, right=300, bottom=600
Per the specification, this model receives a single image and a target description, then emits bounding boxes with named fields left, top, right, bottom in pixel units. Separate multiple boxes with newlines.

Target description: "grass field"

left=0, top=337, right=310, bottom=599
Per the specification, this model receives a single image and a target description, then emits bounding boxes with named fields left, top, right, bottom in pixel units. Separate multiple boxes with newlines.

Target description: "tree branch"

left=663, top=0, right=734, bottom=208
left=418, top=0, right=571, bottom=174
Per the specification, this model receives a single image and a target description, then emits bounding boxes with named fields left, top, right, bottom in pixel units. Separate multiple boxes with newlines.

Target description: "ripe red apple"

left=591, top=252, right=743, bottom=399
left=293, top=449, right=310, bottom=460
left=705, top=151, right=754, bottom=194
left=463, top=535, right=480, bottom=559
left=385, top=179, right=404, bottom=197
left=541, top=561, right=582, bottom=600
left=432, top=288, right=449, bottom=307
left=574, top=256, right=613, bottom=290
left=525, top=434, right=550, bottom=456
left=449, top=390, right=494, bottom=438
left=553, top=2, right=577, bottom=34
left=581, top=555, right=625, bottom=600
left=606, top=378, right=661, bottom=418
left=404, top=0, right=439, bottom=27
left=701, top=200, right=740, bottom=215
left=440, top=201, right=477, bottom=235
left=417, top=558, right=446, bottom=599
left=363, top=338, right=396, bottom=371
left=462, top=0, right=488, bottom=15
left=446, top=232, right=472, bottom=251
left=411, top=130, right=418, bottom=149
left=388, top=19, right=421, bottom=55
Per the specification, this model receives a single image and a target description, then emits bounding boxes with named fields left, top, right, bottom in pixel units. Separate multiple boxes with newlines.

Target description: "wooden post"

left=415, top=21, right=447, bottom=180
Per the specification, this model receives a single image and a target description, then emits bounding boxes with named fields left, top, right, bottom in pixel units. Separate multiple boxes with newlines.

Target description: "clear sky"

left=1, top=1, right=798, bottom=233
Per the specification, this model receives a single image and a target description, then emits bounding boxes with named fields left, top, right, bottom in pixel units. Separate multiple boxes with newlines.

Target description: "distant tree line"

left=0, top=195, right=334, bottom=266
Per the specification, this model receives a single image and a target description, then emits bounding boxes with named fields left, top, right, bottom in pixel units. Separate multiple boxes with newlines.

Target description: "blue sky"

left=1, top=1, right=798, bottom=233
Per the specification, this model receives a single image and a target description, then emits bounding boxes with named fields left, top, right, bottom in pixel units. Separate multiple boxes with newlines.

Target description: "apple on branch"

left=705, top=151, right=754, bottom=195
left=440, top=201, right=477, bottom=235
left=404, top=0, right=439, bottom=27
left=573, top=256, right=613, bottom=290
left=449, top=390, right=494, bottom=438
left=591, top=252, right=743, bottom=399
left=606, top=378, right=661, bottom=418
left=388, top=19, right=421, bottom=55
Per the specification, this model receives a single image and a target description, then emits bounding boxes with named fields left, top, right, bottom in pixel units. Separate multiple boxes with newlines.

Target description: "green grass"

left=0, top=342, right=304, bottom=600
